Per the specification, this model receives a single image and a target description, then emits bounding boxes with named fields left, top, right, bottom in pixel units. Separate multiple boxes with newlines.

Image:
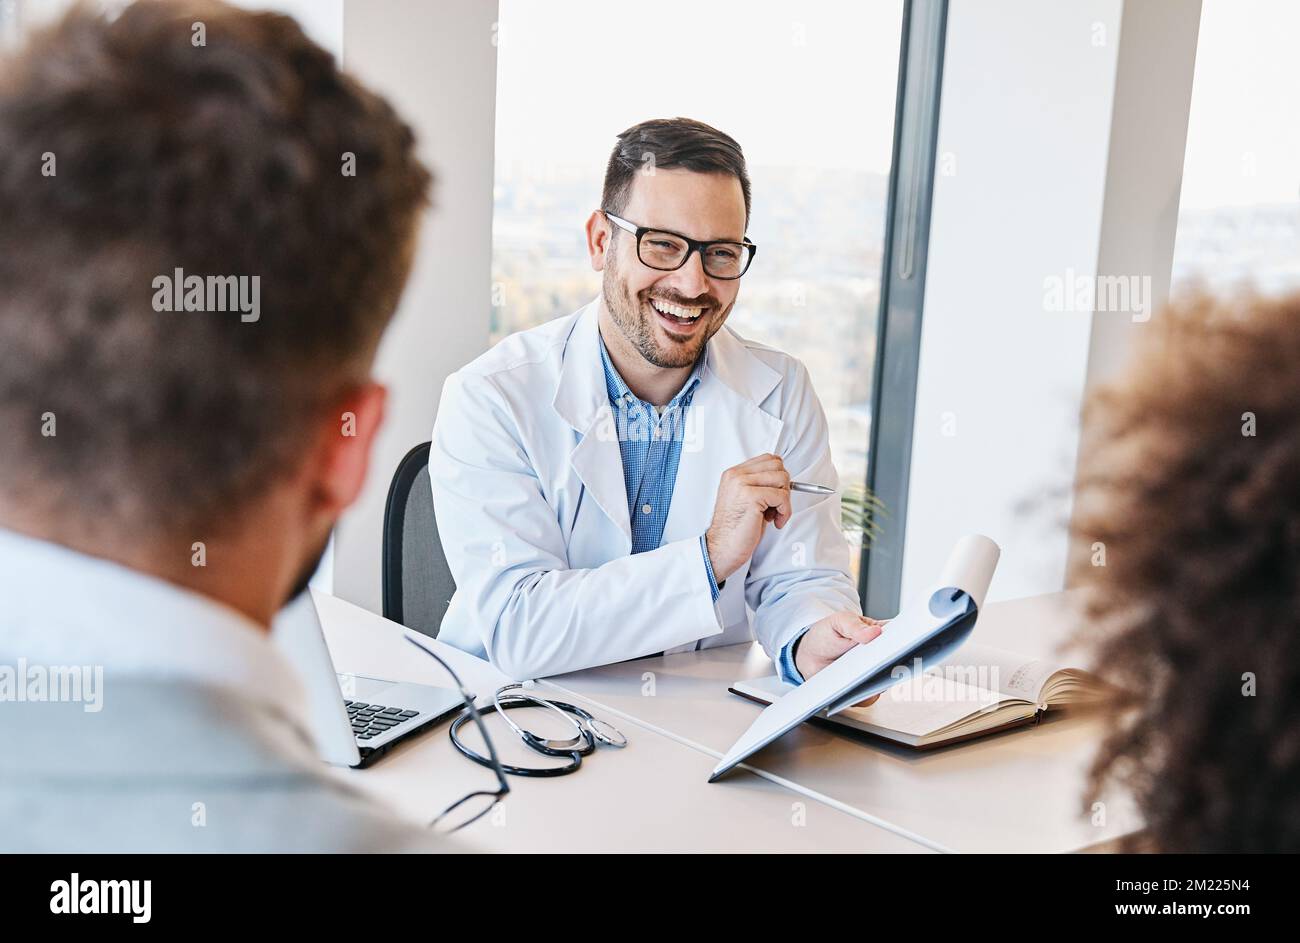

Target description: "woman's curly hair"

left=1070, top=290, right=1300, bottom=852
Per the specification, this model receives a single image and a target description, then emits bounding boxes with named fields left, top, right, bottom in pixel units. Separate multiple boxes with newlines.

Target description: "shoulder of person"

left=455, top=308, right=580, bottom=385
left=713, top=323, right=816, bottom=401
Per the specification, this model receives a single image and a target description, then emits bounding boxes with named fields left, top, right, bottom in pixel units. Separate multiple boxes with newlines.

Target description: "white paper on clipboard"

left=707, top=534, right=1000, bottom=783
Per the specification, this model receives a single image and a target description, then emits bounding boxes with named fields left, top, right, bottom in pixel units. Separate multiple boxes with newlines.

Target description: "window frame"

left=858, top=0, right=949, bottom=615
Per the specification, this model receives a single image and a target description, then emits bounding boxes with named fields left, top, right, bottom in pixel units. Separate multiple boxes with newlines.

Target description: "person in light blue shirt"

left=432, top=118, right=886, bottom=685
left=0, top=1, right=451, bottom=852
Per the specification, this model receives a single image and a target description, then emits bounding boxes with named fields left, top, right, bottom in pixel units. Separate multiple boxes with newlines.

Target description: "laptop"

left=272, top=590, right=467, bottom=769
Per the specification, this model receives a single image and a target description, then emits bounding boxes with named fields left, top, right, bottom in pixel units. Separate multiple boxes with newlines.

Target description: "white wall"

left=1066, top=0, right=1201, bottom=576
left=1082, top=0, right=1201, bottom=387
left=332, top=0, right=498, bottom=613
left=898, top=0, right=1198, bottom=606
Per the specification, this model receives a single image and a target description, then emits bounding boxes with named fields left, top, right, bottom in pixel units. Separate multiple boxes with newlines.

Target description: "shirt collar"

left=0, top=526, right=315, bottom=750
left=597, top=330, right=707, bottom=411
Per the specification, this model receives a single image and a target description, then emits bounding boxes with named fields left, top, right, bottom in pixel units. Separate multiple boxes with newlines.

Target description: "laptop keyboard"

left=345, top=700, right=421, bottom=741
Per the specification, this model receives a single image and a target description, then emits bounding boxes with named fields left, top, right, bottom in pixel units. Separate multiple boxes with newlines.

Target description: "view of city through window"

left=492, top=0, right=905, bottom=569
left=1171, top=0, right=1300, bottom=296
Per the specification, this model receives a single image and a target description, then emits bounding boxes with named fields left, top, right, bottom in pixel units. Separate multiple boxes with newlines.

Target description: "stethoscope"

left=449, top=683, right=628, bottom=777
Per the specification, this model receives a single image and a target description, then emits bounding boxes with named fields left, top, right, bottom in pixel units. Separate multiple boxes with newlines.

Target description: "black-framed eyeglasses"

left=603, top=210, right=757, bottom=280
left=405, top=634, right=510, bottom=834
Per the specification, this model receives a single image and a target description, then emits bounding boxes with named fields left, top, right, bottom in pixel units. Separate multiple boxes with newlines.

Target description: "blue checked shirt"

left=598, top=336, right=806, bottom=684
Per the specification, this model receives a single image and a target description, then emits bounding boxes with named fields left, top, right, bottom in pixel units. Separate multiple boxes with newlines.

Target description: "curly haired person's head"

left=1070, top=290, right=1300, bottom=853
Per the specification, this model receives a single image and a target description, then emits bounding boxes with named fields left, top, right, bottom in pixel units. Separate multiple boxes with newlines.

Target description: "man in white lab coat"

left=432, top=118, right=884, bottom=683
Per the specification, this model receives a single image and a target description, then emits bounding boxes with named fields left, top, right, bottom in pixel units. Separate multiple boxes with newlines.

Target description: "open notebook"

left=728, top=641, right=1108, bottom=750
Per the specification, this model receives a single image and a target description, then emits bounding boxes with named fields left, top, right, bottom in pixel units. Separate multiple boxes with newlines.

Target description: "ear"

left=308, top=381, right=388, bottom=521
left=585, top=209, right=611, bottom=272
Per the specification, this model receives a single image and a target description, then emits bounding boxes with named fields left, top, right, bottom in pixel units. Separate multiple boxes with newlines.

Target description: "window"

left=1171, top=0, right=1300, bottom=296
left=492, top=0, right=908, bottom=577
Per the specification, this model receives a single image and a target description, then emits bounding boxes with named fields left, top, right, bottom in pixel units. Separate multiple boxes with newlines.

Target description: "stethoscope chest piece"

left=449, top=684, right=629, bottom=777
left=586, top=717, right=627, bottom=748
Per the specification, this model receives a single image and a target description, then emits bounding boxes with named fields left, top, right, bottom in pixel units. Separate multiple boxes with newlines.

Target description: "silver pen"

left=789, top=480, right=836, bottom=495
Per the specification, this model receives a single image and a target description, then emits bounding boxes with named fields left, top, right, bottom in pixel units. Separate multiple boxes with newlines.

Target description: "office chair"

left=382, top=441, right=456, bottom=638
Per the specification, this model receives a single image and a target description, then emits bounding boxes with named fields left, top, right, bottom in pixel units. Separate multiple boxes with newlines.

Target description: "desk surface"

left=541, top=591, right=1142, bottom=853
left=315, top=591, right=929, bottom=853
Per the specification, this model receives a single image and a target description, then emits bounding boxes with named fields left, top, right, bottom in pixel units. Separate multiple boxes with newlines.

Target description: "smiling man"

left=431, top=118, right=882, bottom=683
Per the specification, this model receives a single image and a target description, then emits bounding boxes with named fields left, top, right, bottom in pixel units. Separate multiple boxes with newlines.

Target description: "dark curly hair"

left=0, top=0, right=431, bottom=537
left=1070, top=290, right=1300, bottom=852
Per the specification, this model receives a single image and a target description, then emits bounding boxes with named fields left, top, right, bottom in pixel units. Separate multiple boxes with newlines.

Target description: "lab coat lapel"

left=660, top=326, right=784, bottom=547
left=552, top=302, right=633, bottom=549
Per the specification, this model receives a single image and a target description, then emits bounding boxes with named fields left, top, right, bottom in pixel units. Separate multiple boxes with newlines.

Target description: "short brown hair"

left=1070, top=290, right=1300, bottom=852
left=601, top=117, right=751, bottom=225
left=0, top=0, right=431, bottom=536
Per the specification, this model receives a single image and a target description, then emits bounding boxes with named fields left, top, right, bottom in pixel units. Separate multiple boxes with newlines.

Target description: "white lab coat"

left=430, top=299, right=861, bottom=681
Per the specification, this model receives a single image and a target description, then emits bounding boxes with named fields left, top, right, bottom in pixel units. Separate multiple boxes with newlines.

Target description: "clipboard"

left=708, top=534, right=1001, bottom=782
